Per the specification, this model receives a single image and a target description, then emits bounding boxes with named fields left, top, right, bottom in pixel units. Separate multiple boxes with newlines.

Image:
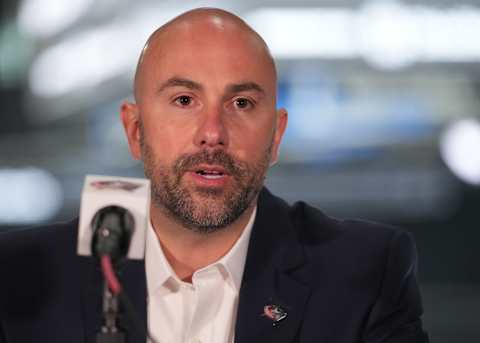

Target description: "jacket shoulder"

left=289, top=201, right=417, bottom=285
left=286, top=201, right=427, bottom=342
left=0, top=218, right=79, bottom=258
left=291, top=200, right=410, bottom=248
left=0, top=219, right=80, bottom=316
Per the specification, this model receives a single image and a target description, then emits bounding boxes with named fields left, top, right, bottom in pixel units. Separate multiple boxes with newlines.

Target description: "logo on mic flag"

left=90, top=180, right=142, bottom=192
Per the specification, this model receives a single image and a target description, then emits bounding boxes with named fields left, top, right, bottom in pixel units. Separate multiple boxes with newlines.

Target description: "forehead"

left=139, top=20, right=276, bottom=96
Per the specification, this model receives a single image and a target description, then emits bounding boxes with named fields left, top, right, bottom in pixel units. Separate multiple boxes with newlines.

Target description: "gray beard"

left=142, top=141, right=271, bottom=234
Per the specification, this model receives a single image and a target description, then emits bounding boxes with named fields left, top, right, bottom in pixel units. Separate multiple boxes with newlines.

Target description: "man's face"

left=122, top=18, right=287, bottom=232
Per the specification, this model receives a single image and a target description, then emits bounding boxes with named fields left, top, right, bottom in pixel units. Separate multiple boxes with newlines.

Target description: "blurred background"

left=1, top=0, right=479, bottom=341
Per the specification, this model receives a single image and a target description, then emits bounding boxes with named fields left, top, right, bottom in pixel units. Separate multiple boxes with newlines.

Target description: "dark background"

left=1, top=0, right=479, bottom=341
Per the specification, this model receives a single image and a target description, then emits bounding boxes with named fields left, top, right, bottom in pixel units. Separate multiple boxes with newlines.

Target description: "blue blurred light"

left=0, top=168, right=63, bottom=224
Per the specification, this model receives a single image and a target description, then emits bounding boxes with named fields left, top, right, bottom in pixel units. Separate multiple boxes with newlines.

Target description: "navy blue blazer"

left=0, top=188, right=429, bottom=342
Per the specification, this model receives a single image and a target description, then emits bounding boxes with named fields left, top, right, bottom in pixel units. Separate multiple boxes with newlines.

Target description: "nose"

left=193, top=109, right=229, bottom=149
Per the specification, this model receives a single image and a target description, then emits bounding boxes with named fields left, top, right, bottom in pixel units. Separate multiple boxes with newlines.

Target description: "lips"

left=196, top=170, right=224, bottom=179
left=192, top=165, right=227, bottom=175
left=187, top=164, right=230, bottom=182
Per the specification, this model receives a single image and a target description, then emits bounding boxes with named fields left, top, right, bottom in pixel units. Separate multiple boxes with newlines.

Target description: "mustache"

left=174, top=149, right=244, bottom=176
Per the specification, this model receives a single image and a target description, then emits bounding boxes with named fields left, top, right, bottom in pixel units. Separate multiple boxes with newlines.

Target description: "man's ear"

left=120, top=101, right=142, bottom=160
left=270, top=108, right=288, bottom=167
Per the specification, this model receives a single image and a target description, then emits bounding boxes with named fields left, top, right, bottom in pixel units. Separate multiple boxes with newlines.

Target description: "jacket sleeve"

left=363, top=230, right=429, bottom=343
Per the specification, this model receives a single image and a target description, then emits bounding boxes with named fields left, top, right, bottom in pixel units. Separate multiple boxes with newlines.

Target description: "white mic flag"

left=77, top=175, right=150, bottom=260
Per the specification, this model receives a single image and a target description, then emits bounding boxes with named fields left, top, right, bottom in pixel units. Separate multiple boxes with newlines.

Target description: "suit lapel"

left=235, top=189, right=311, bottom=343
left=79, top=255, right=147, bottom=343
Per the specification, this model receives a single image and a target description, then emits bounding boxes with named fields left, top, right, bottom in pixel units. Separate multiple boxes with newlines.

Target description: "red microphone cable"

left=100, top=255, right=121, bottom=295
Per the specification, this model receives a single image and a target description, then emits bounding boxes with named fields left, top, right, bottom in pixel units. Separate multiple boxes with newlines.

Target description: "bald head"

left=133, top=8, right=277, bottom=102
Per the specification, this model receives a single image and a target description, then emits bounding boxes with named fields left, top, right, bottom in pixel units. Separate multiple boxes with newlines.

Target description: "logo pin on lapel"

left=263, top=304, right=288, bottom=326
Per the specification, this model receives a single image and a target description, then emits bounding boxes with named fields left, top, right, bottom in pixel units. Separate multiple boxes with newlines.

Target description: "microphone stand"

left=96, top=282, right=126, bottom=343
left=91, top=206, right=149, bottom=342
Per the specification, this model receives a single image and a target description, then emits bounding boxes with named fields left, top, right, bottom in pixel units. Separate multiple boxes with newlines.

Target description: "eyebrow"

left=157, top=77, right=203, bottom=94
left=227, top=82, right=265, bottom=95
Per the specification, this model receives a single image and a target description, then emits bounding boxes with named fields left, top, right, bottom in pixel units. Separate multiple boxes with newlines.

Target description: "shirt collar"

left=145, top=218, right=178, bottom=295
left=216, top=206, right=256, bottom=292
left=145, top=207, right=257, bottom=295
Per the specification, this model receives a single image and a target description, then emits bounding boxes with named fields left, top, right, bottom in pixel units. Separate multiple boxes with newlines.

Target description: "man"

left=0, top=8, right=429, bottom=343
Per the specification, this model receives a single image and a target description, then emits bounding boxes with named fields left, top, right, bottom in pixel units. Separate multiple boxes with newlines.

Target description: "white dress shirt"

left=145, top=207, right=256, bottom=343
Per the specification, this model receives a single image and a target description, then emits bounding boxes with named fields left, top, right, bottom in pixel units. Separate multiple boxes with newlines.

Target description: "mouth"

left=187, top=165, right=230, bottom=185
left=195, top=170, right=224, bottom=179
left=193, top=165, right=228, bottom=178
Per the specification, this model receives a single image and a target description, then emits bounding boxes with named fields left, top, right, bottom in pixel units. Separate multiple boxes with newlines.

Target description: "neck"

left=150, top=200, right=256, bottom=283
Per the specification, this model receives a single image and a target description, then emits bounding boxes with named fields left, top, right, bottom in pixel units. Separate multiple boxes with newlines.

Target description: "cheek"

left=141, top=115, right=196, bottom=162
left=229, top=120, right=275, bottom=162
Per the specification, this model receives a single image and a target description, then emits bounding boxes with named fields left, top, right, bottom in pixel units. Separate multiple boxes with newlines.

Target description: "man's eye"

left=234, top=98, right=252, bottom=109
left=174, top=95, right=193, bottom=106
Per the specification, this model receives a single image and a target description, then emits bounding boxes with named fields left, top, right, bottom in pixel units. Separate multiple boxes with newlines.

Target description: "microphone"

left=77, top=175, right=150, bottom=260
left=90, top=205, right=135, bottom=262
